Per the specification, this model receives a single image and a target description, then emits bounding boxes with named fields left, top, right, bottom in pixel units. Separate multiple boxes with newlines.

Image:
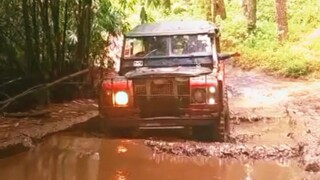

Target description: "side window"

left=132, top=39, right=144, bottom=55
left=124, top=38, right=145, bottom=58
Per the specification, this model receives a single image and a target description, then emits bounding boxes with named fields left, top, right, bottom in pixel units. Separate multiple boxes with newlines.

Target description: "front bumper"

left=100, top=106, right=220, bottom=128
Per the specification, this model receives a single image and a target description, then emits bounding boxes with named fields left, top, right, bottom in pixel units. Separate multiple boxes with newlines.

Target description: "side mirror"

left=218, top=52, right=240, bottom=60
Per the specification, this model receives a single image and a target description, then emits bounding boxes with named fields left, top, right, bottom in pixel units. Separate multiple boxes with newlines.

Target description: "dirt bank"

left=0, top=99, right=98, bottom=157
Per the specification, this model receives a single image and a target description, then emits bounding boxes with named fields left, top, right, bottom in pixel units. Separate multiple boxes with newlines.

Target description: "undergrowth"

left=217, top=0, right=320, bottom=78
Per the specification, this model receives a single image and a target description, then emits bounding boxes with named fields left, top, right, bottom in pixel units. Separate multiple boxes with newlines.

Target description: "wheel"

left=192, top=85, right=230, bottom=142
left=217, top=85, right=230, bottom=141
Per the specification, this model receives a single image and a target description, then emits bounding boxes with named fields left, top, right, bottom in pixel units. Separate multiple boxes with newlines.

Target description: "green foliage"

left=1, top=0, right=319, bottom=80
left=218, top=0, right=320, bottom=78
left=111, top=0, right=320, bottom=78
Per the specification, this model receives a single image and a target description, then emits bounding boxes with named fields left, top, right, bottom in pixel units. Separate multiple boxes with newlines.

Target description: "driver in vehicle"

left=134, top=36, right=168, bottom=57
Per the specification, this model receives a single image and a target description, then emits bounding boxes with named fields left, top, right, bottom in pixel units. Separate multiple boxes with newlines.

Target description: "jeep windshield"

left=123, top=34, right=212, bottom=59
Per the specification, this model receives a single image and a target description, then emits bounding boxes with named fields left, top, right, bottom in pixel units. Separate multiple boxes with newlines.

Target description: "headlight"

left=193, top=89, right=206, bottom=103
left=115, top=91, right=129, bottom=105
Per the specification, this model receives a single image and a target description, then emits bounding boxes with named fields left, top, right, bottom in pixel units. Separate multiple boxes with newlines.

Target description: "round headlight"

left=193, top=89, right=206, bottom=103
left=115, top=91, right=129, bottom=105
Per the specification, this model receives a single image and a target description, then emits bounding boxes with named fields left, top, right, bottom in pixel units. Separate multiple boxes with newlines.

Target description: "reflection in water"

left=117, top=145, right=128, bottom=154
left=0, top=134, right=306, bottom=180
left=244, top=162, right=253, bottom=180
left=114, top=170, right=127, bottom=180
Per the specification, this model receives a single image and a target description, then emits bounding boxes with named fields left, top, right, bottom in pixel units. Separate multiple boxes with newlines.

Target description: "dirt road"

left=1, top=66, right=320, bottom=179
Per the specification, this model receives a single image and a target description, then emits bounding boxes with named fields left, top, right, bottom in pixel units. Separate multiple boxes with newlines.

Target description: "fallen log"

left=3, top=110, right=50, bottom=118
left=0, top=69, right=89, bottom=112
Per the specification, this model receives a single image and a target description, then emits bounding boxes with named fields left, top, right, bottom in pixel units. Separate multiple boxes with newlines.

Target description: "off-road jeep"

left=99, top=20, right=237, bottom=141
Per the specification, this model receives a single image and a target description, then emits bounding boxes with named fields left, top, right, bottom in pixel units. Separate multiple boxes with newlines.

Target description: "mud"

left=143, top=66, right=320, bottom=173
left=0, top=133, right=314, bottom=180
left=0, top=99, right=98, bottom=157
left=145, top=140, right=300, bottom=159
left=228, top=66, right=320, bottom=172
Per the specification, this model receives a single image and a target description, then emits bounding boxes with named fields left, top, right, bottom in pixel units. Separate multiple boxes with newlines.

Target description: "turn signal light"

left=208, top=98, right=215, bottom=104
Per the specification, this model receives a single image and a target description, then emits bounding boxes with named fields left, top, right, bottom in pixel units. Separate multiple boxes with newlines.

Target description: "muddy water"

left=0, top=133, right=306, bottom=180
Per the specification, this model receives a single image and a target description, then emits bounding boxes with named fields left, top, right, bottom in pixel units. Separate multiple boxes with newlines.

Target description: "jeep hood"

left=124, top=66, right=213, bottom=79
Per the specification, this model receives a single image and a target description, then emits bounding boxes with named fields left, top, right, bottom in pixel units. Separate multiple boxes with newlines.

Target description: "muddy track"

left=145, top=140, right=301, bottom=160
left=0, top=100, right=98, bottom=158
left=144, top=65, right=320, bottom=172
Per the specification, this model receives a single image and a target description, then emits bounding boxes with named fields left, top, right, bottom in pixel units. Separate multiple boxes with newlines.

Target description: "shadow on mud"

left=73, top=117, right=200, bottom=141
left=65, top=116, right=320, bottom=173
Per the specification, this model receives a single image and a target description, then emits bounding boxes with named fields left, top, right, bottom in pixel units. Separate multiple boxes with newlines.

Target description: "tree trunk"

left=31, top=0, right=40, bottom=72
left=214, top=0, right=227, bottom=20
left=61, top=1, right=69, bottom=70
left=275, top=0, right=288, bottom=42
left=208, top=0, right=226, bottom=22
left=51, top=0, right=61, bottom=75
left=243, top=0, right=257, bottom=31
left=76, top=0, right=93, bottom=70
left=22, top=0, right=35, bottom=73
left=40, top=0, right=55, bottom=79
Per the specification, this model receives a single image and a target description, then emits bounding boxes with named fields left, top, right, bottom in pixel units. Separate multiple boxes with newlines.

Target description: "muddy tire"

left=192, top=85, right=230, bottom=142
left=218, top=86, right=230, bottom=142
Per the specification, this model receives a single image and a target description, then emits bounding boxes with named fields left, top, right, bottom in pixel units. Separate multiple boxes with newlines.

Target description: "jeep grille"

left=133, top=78, right=189, bottom=96
left=151, top=81, right=173, bottom=95
left=133, top=78, right=190, bottom=117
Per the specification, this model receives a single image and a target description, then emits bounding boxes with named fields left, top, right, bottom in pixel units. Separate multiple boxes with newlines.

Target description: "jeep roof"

left=125, top=20, right=218, bottom=37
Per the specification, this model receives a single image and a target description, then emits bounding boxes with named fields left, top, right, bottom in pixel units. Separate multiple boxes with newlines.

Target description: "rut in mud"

left=145, top=140, right=301, bottom=159
left=143, top=66, right=320, bottom=172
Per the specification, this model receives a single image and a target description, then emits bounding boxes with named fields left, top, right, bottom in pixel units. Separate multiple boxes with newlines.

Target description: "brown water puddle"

left=0, top=133, right=308, bottom=180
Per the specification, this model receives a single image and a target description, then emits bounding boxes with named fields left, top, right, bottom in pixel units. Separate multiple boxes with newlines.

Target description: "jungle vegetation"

left=0, top=0, right=319, bottom=111
left=1, top=0, right=319, bottom=79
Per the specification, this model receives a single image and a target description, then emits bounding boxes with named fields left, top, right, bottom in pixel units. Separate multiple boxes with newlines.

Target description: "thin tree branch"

left=0, top=69, right=89, bottom=111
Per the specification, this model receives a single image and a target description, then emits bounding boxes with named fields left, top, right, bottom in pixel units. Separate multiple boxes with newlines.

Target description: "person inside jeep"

left=131, top=36, right=169, bottom=57
left=147, top=37, right=168, bottom=56
left=171, top=34, right=211, bottom=55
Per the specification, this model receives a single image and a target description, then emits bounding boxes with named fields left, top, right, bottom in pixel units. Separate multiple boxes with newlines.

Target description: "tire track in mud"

left=144, top=67, right=320, bottom=172
left=145, top=140, right=301, bottom=160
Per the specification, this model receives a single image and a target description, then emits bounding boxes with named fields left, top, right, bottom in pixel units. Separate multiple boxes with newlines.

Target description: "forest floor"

left=0, top=99, right=98, bottom=157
